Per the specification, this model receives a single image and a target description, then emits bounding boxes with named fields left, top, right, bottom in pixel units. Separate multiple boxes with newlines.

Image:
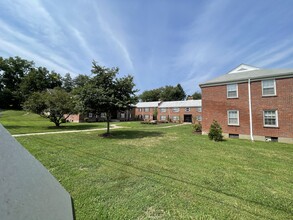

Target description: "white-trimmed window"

left=172, top=116, right=179, bottom=121
left=138, top=108, right=142, bottom=112
left=196, top=115, right=202, bottom=121
left=227, top=84, right=238, bottom=98
left=228, top=110, right=239, bottom=125
left=144, top=114, right=150, bottom=120
left=185, top=107, right=190, bottom=112
left=263, top=110, right=278, bottom=127
left=262, top=79, right=276, bottom=96
left=144, top=107, right=150, bottom=112
left=196, top=107, right=202, bottom=112
left=172, top=107, right=179, bottom=112
left=160, top=115, right=167, bottom=121
left=120, top=113, right=125, bottom=119
left=160, top=108, right=166, bottom=113
left=89, top=113, right=93, bottom=118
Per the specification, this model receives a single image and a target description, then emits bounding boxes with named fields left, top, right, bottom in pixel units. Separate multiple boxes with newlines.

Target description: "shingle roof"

left=200, top=68, right=293, bottom=87
left=135, top=101, right=160, bottom=108
left=159, top=100, right=201, bottom=108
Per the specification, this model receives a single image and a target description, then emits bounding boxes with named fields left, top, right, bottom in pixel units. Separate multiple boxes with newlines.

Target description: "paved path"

left=12, top=123, right=190, bottom=137
left=12, top=124, right=124, bottom=137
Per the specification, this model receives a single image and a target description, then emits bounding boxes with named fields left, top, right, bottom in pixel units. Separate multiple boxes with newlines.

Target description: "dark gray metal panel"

left=0, top=124, right=74, bottom=220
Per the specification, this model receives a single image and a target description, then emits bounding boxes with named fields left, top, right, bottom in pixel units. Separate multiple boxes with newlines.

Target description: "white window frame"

left=160, top=108, right=166, bottom=113
left=172, top=107, right=179, bottom=112
left=196, top=115, right=202, bottom=121
left=160, top=115, right=167, bottom=121
left=138, top=108, right=142, bottom=112
left=89, top=113, right=93, bottom=118
left=196, top=107, right=202, bottom=112
left=185, top=107, right=190, bottom=112
left=144, top=114, right=150, bottom=120
left=172, top=116, right=179, bottom=121
left=227, top=110, right=239, bottom=126
left=262, top=79, right=276, bottom=96
left=263, top=110, right=278, bottom=127
left=227, top=84, right=238, bottom=98
left=144, top=107, right=150, bottom=112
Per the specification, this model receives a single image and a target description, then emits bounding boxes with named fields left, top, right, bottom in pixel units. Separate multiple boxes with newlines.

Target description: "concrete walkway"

left=12, top=124, right=124, bottom=137
left=12, top=123, right=190, bottom=137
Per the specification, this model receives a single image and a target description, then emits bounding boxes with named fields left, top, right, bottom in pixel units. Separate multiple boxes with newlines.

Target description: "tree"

left=24, top=88, right=76, bottom=127
left=73, top=74, right=90, bottom=88
left=79, top=61, right=138, bottom=135
left=0, top=56, right=34, bottom=109
left=139, top=84, right=186, bottom=102
left=191, top=91, right=202, bottom=100
left=139, top=88, right=162, bottom=101
left=62, top=73, right=74, bottom=92
left=208, top=120, right=223, bottom=141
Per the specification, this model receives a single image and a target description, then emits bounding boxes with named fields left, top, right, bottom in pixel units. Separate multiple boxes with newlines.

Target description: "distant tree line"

left=139, top=84, right=201, bottom=102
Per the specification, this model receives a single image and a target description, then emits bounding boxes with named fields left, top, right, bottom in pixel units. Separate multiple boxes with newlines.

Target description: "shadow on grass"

left=107, top=130, right=164, bottom=139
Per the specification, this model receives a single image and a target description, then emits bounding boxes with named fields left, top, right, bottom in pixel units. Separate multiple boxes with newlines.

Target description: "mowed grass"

left=0, top=110, right=106, bottom=134
left=2, top=110, right=293, bottom=219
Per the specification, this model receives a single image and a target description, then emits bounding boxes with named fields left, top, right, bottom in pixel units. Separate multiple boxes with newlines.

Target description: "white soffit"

left=228, top=64, right=260, bottom=74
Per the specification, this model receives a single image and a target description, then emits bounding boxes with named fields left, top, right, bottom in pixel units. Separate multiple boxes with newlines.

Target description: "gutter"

left=248, top=78, right=254, bottom=142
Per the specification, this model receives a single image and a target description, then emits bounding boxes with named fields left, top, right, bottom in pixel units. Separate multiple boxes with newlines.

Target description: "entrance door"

left=184, top=114, right=192, bottom=122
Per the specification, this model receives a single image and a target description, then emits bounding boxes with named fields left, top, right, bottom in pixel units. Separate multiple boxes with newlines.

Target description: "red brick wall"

left=201, top=77, right=293, bottom=138
left=158, top=107, right=202, bottom=123
left=134, top=107, right=157, bottom=120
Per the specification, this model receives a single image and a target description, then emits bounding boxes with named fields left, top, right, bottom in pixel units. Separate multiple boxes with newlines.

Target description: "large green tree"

left=79, top=61, right=138, bottom=135
left=139, top=84, right=186, bottom=101
left=24, top=88, right=76, bottom=127
left=0, top=56, right=34, bottom=109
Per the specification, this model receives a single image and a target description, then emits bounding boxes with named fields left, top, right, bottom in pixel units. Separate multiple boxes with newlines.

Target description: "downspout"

left=248, top=79, right=254, bottom=142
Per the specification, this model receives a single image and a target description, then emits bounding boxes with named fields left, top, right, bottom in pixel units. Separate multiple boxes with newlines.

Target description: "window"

left=263, top=110, right=278, bottom=127
left=120, top=113, right=125, bottom=119
left=196, top=107, right=202, bottom=112
left=160, top=108, right=166, bottom=113
left=196, top=115, right=202, bottom=121
left=185, top=107, right=190, bottom=112
left=228, top=110, right=239, bottom=125
left=89, top=113, right=93, bottom=118
left=262, top=79, right=276, bottom=96
left=172, top=116, right=179, bottom=121
left=138, top=108, right=142, bottom=112
left=144, top=115, right=149, bottom=120
left=227, top=84, right=238, bottom=98
left=100, top=112, right=106, bottom=118
left=172, top=107, right=179, bottom=112
left=144, top=107, right=150, bottom=112
left=160, top=115, right=167, bottom=121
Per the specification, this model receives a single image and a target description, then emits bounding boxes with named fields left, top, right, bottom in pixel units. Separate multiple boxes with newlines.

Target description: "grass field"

left=1, top=110, right=293, bottom=219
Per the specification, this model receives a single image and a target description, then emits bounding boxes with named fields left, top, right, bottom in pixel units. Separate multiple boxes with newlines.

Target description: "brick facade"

left=201, top=77, right=293, bottom=143
left=158, top=106, right=202, bottom=123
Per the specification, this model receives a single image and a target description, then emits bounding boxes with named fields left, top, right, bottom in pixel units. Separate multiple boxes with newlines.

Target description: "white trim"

left=185, top=107, right=190, bottom=112
left=262, top=79, right=276, bottom=96
left=172, top=107, right=179, bottom=112
left=227, top=83, right=238, bottom=98
left=227, top=110, right=239, bottom=126
left=248, top=79, right=254, bottom=141
left=263, top=110, right=278, bottom=127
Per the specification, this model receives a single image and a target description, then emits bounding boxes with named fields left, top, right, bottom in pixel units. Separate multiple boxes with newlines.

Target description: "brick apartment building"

left=135, top=100, right=202, bottom=123
left=135, top=101, right=160, bottom=120
left=200, top=64, right=293, bottom=144
left=158, top=100, right=202, bottom=123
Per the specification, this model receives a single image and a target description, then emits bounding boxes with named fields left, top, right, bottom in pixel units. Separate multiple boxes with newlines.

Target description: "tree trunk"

left=106, top=111, right=111, bottom=135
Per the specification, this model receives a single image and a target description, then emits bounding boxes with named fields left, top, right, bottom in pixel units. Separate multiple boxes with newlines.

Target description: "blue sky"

left=1, top=0, right=293, bottom=95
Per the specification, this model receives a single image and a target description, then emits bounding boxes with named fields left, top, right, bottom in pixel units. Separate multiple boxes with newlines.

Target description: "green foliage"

left=193, top=122, right=202, bottom=132
left=79, top=61, right=138, bottom=134
left=24, top=88, right=76, bottom=126
left=62, top=73, right=74, bottom=92
left=139, top=84, right=186, bottom=101
left=208, top=120, right=223, bottom=141
left=191, top=91, right=202, bottom=100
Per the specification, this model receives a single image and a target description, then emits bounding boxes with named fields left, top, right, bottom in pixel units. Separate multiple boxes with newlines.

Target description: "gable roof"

left=159, top=100, right=201, bottom=108
left=135, top=101, right=160, bottom=108
left=200, top=65, right=293, bottom=87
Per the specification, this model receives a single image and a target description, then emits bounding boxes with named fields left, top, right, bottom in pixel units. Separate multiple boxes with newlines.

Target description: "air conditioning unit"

left=265, top=137, right=272, bottom=142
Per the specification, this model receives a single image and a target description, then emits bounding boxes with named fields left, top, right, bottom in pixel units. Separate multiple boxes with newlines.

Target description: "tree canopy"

left=139, top=84, right=186, bottom=101
left=79, top=61, right=138, bottom=135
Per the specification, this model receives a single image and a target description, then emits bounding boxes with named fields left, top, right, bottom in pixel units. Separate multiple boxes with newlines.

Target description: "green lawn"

left=1, top=110, right=293, bottom=219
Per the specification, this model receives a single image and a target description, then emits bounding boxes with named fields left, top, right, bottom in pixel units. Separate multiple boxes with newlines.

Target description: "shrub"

left=208, top=120, right=223, bottom=141
left=193, top=122, right=202, bottom=132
